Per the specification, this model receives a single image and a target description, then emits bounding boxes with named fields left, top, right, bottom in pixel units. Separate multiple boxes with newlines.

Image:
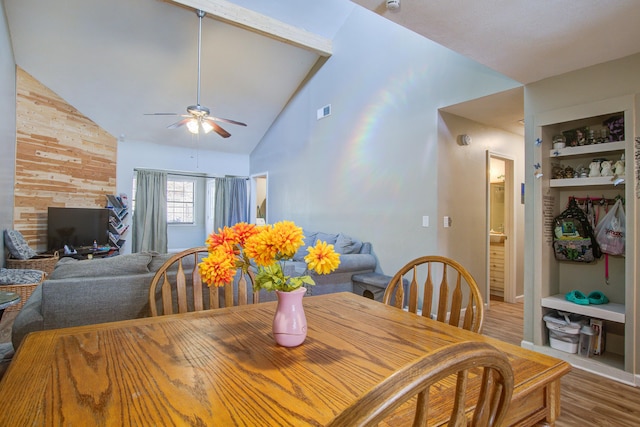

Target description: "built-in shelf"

left=541, top=294, right=625, bottom=323
left=549, top=176, right=625, bottom=188
left=549, top=140, right=626, bottom=158
left=525, top=342, right=631, bottom=385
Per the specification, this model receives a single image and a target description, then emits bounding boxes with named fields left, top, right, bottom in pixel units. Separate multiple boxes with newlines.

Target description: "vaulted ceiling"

left=5, top=0, right=640, bottom=152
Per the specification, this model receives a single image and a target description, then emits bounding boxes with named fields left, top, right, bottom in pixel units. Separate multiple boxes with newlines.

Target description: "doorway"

left=250, top=173, right=267, bottom=225
left=487, top=153, right=516, bottom=303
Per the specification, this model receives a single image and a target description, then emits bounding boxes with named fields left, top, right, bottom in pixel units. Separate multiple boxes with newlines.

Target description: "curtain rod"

left=134, top=168, right=248, bottom=180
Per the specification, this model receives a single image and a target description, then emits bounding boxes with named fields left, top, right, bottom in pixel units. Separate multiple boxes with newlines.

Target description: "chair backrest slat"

left=436, top=266, right=449, bottom=324
left=421, top=263, right=433, bottom=318
left=408, top=267, right=419, bottom=313
left=176, top=260, right=188, bottom=313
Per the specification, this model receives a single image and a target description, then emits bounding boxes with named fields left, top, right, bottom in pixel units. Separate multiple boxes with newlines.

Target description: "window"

left=167, top=177, right=195, bottom=224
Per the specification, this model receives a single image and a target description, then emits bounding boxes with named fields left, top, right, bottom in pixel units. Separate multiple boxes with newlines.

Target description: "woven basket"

left=6, top=251, right=59, bottom=276
left=2, top=271, right=46, bottom=313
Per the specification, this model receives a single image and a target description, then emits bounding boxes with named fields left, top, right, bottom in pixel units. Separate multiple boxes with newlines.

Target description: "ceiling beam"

left=170, top=0, right=332, bottom=57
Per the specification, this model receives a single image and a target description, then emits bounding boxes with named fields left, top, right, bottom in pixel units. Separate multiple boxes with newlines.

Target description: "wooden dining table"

left=0, top=292, right=570, bottom=426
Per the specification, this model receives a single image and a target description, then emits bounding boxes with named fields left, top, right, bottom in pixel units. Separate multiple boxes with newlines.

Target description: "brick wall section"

left=14, top=67, right=116, bottom=251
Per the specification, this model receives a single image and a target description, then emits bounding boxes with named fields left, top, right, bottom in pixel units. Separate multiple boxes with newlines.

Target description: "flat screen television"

left=47, top=207, right=110, bottom=251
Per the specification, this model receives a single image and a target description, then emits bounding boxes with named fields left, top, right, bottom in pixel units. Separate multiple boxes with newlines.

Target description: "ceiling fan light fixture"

left=186, top=119, right=200, bottom=134
left=201, top=121, right=213, bottom=134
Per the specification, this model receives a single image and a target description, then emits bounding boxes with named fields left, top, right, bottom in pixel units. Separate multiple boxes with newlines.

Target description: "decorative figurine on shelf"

left=600, top=160, right=613, bottom=177
left=589, top=161, right=601, bottom=177
left=614, top=159, right=625, bottom=176
left=564, top=166, right=575, bottom=178
left=577, top=165, right=589, bottom=178
left=552, top=165, right=565, bottom=179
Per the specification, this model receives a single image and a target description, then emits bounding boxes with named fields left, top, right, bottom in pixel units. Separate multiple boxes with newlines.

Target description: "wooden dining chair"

left=148, top=246, right=259, bottom=316
left=327, top=341, right=514, bottom=427
left=383, top=256, right=484, bottom=333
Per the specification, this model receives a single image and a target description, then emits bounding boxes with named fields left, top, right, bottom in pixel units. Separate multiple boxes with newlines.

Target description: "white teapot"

left=614, top=160, right=625, bottom=175
left=588, top=161, right=601, bottom=177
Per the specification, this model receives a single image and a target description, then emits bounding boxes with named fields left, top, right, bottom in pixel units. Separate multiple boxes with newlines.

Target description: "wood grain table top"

left=0, top=292, right=570, bottom=426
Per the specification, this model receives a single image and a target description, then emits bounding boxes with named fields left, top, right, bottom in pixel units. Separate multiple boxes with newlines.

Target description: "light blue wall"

left=250, top=7, right=521, bottom=275
left=0, top=0, right=16, bottom=265
left=117, top=139, right=249, bottom=253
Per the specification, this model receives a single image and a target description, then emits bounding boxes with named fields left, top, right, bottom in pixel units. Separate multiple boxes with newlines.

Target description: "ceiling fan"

left=147, top=9, right=246, bottom=138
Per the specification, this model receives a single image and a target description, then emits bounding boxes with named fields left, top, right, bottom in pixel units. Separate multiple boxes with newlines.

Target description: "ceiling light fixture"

left=187, top=118, right=213, bottom=134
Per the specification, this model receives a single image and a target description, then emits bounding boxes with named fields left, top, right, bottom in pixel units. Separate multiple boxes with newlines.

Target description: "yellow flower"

left=199, top=246, right=236, bottom=287
left=244, top=231, right=278, bottom=267
left=305, top=241, right=341, bottom=275
left=270, top=221, right=304, bottom=258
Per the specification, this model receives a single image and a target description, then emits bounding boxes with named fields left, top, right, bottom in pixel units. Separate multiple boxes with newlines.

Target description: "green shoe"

left=587, top=291, right=609, bottom=305
left=565, top=290, right=590, bottom=305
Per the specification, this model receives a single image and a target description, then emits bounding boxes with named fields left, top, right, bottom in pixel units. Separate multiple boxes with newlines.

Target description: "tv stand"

left=62, top=246, right=118, bottom=260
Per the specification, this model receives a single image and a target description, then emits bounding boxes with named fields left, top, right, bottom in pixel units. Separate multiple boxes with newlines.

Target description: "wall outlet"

left=422, top=216, right=429, bottom=227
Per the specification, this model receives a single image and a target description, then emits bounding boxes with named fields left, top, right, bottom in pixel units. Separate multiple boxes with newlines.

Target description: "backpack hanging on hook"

left=552, top=198, right=602, bottom=262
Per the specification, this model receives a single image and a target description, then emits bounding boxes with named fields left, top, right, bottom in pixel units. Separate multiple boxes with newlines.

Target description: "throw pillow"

left=293, top=230, right=318, bottom=261
left=49, top=253, right=152, bottom=279
left=0, top=268, right=44, bottom=285
left=334, top=233, right=363, bottom=254
left=314, top=232, right=338, bottom=246
left=4, top=230, right=38, bottom=260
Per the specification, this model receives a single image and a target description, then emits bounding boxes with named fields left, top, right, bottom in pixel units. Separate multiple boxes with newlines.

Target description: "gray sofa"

left=12, top=230, right=376, bottom=350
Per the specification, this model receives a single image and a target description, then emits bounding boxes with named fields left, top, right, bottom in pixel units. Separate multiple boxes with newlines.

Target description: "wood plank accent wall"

left=14, top=67, right=117, bottom=251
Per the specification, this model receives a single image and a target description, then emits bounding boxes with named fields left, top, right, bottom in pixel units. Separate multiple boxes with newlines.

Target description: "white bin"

left=544, top=312, right=585, bottom=354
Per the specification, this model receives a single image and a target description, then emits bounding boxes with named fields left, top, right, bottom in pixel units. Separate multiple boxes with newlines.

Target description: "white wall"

left=250, top=7, right=521, bottom=279
left=117, top=139, right=249, bottom=253
left=0, top=1, right=16, bottom=263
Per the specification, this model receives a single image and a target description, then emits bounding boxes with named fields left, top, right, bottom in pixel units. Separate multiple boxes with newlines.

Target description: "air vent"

left=317, top=104, right=331, bottom=120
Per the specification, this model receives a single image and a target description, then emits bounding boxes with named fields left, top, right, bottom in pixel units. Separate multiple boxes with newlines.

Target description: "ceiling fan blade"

left=144, top=112, right=179, bottom=116
left=167, top=118, right=191, bottom=129
left=209, top=121, right=231, bottom=138
left=207, top=115, right=247, bottom=127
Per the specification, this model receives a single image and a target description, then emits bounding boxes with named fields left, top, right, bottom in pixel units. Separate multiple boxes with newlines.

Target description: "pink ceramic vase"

left=272, top=287, right=307, bottom=347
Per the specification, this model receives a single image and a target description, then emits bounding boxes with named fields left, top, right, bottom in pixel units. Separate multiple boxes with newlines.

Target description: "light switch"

left=443, top=216, right=452, bottom=227
left=422, top=216, right=429, bottom=227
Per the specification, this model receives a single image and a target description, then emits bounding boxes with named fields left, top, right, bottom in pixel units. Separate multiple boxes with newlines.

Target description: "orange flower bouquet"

left=199, top=220, right=341, bottom=292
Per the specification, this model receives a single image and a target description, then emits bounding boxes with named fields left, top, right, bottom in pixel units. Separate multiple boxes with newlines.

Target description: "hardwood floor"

left=485, top=299, right=640, bottom=427
left=1, top=300, right=639, bottom=425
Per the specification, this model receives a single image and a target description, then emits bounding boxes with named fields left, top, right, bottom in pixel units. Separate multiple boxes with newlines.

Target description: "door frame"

left=486, top=151, right=516, bottom=303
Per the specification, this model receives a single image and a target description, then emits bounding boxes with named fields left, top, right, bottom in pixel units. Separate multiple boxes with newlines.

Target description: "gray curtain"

left=213, top=177, right=249, bottom=231
left=132, top=170, right=168, bottom=253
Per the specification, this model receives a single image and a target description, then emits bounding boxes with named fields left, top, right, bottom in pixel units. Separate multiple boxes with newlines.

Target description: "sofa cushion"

left=4, top=230, right=38, bottom=260
left=334, top=233, right=363, bottom=255
left=49, top=253, right=152, bottom=279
